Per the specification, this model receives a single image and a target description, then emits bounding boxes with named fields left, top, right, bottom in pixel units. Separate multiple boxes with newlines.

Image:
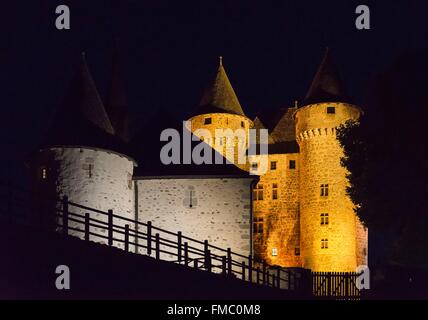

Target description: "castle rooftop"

left=191, top=57, right=246, bottom=117
left=304, top=48, right=351, bottom=105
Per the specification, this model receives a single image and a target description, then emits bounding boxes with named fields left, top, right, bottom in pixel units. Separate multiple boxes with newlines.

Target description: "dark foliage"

left=337, top=51, right=428, bottom=269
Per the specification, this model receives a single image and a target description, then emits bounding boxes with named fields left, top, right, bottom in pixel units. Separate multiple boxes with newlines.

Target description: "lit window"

left=204, top=118, right=212, bottom=125
left=289, top=160, right=296, bottom=169
left=253, top=184, right=264, bottom=201
left=253, top=217, right=263, bottom=234
left=327, top=106, right=336, bottom=114
left=272, top=183, right=278, bottom=200
left=321, top=239, right=329, bottom=249
left=295, top=247, right=300, bottom=256
left=321, top=213, right=329, bottom=225
left=271, top=248, right=278, bottom=256
left=270, top=161, right=277, bottom=170
left=41, top=167, right=47, bottom=180
left=320, top=184, right=329, bottom=197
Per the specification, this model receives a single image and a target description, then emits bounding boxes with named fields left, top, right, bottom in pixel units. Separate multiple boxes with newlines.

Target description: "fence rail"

left=0, top=182, right=309, bottom=293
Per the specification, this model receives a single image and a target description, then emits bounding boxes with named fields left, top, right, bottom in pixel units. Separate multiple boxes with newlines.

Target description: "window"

left=127, top=172, right=133, bottom=190
left=272, top=183, right=278, bottom=200
left=253, top=217, right=264, bottom=234
left=327, top=106, right=336, bottom=114
left=251, top=162, right=258, bottom=170
left=320, top=184, right=329, bottom=197
left=321, top=213, right=329, bottom=225
left=88, top=164, right=93, bottom=178
left=295, top=247, right=300, bottom=256
left=271, top=248, right=278, bottom=256
left=270, top=161, right=277, bottom=170
left=204, top=117, right=212, bottom=124
left=41, top=167, right=47, bottom=180
left=321, top=239, right=329, bottom=249
left=289, top=160, right=296, bottom=169
left=241, top=121, right=245, bottom=128
left=253, top=184, right=264, bottom=201
left=363, top=248, right=367, bottom=256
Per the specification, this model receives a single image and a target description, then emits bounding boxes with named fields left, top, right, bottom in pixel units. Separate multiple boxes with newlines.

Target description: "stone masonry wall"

left=135, top=177, right=254, bottom=259
left=295, top=102, right=363, bottom=272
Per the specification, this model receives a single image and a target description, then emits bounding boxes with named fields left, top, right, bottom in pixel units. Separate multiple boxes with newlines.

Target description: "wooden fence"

left=0, top=182, right=309, bottom=293
left=312, top=271, right=362, bottom=299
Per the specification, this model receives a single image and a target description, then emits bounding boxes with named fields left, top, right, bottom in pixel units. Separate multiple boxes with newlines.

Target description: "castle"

left=28, top=48, right=368, bottom=273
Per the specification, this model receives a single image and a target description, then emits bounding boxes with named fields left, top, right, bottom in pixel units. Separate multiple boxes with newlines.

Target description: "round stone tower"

left=28, top=53, right=137, bottom=249
left=187, top=57, right=253, bottom=171
left=295, top=50, right=363, bottom=272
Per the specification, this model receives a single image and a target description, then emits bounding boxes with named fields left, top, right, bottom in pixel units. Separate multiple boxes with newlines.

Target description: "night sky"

left=1, top=0, right=428, bottom=182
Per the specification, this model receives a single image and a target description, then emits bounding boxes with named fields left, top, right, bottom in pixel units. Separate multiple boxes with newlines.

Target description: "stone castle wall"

left=135, top=177, right=254, bottom=258
left=252, top=153, right=301, bottom=267
left=30, top=147, right=136, bottom=250
left=295, top=102, right=362, bottom=272
left=188, top=113, right=253, bottom=171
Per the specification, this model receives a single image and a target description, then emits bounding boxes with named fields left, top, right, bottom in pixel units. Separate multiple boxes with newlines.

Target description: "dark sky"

left=1, top=0, right=428, bottom=182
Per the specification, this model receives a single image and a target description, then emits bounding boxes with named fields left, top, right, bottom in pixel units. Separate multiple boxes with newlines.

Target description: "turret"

left=294, top=49, right=367, bottom=271
left=28, top=53, right=137, bottom=249
left=187, top=57, right=253, bottom=170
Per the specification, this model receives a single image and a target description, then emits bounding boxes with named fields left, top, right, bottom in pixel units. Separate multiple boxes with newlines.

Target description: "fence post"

left=84, top=212, right=90, bottom=241
left=262, top=261, right=267, bottom=285
left=241, top=261, right=246, bottom=280
left=184, top=242, right=189, bottom=266
left=205, top=250, right=212, bottom=272
left=227, top=248, right=232, bottom=275
left=256, top=267, right=260, bottom=284
left=177, top=231, right=182, bottom=263
left=248, top=255, right=253, bottom=282
left=147, top=221, right=152, bottom=256
left=108, top=209, right=113, bottom=246
left=155, top=233, right=160, bottom=260
left=194, top=259, right=198, bottom=269
left=272, top=274, right=276, bottom=288
left=62, top=196, right=69, bottom=236
left=277, top=268, right=281, bottom=289
left=222, top=256, right=227, bottom=275
left=124, top=224, right=129, bottom=252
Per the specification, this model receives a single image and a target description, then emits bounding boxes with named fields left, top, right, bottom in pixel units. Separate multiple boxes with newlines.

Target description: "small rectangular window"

left=271, top=248, right=278, bottom=256
left=253, top=217, right=264, bottom=234
left=289, top=160, right=296, bottom=169
left=327, top=106, right=336, bottom=114
left=241, top=121, right=245, bottom=128
left=270, top=161, right=277, bottom=170
left=253, top=184, right=264, bottom=201
left=321, top=239, right=329, bottom=249
left=272, top=183, right=278, bottom=200
left=295, top=247, right=300, bottom=256
left=321, top=213, right=329, bottom=225
left=88, top=164, right=93, bottom=178
left=204, top=118, right=212, bottom=124
left=127, top=172, right=133, bottom=190
left=320, top=184, right=329, bottom=197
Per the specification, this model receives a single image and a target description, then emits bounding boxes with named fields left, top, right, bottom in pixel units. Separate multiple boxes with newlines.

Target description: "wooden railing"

left=0, top=182, right=310, bottom=293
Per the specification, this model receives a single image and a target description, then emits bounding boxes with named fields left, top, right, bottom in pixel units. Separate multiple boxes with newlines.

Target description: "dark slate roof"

left=190, top=57, right=246, bottom=117
left=131, top=110, right=252, bottom=178
left=303, top=48, right=351, bottom=105
left=271, top=107, right=297, bottom=143
left=40, top=53, right=131, bottom=157
left=105, top=42, right=129, bottom=141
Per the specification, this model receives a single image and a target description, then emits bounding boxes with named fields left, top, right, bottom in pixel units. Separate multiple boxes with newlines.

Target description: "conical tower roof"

left=106, top=41, right=129, bottom=141
left=192, top=57, right=245, bottom=117
left=304, top=48, right=351, bottom=105
left=41, top=53, right=129, bottom=156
